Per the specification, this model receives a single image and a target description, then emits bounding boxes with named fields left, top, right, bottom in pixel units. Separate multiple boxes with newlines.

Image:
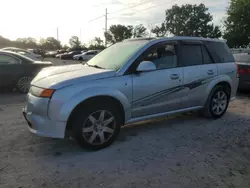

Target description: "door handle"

left=170, top=74, right=179, bottom=80
left=207, top=70, right=214, bottom=75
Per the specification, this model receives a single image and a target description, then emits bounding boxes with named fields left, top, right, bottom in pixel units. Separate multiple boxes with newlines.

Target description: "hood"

left=31, top=64, right=116, bottom=89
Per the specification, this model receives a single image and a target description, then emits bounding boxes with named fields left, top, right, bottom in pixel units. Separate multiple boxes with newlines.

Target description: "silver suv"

left=22, top=37, right=239, bottom=149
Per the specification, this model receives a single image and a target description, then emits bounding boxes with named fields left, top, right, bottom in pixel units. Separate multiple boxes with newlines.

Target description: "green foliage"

left=89, top=37, right=106, bottom=50
left=151, top=4, right=222, bottom=38
left=151, top=23, right=167, bottom=37
left=69, top=36, right=81, bottom=50
left=105, top=24, right=133, bottom=44
left=132, top=24, right=148, bottom=38
left=16, top=37, right=38, bottom=48
left=39, top=37, right=61, bottom=50
left=224, top=0, right=250, bottom=48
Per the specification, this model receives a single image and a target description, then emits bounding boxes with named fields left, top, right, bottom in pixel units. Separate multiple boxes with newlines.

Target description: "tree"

left=105, top=24, right=133, bottom=44
left=16, top=37, right=38, bottom=48
left=69, top=36, right=81, bottom=50
left=39, top=37, right=61, bottom=50
left=151, top=23, right=167, bottom=37
left=224, top=0, right=250, bottom=48
left=132, top=24, right=148, bottom=38
left=62, top=44, right=70, bottom=51
left=89, top=37, right=106, bottom=50
left=152, top=4, right=222, bottom=38
left=0, top=36, right=11, bottom=48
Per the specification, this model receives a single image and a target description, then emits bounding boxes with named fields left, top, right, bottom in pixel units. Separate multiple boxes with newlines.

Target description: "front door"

left=131, top=41, right=184, bottom=118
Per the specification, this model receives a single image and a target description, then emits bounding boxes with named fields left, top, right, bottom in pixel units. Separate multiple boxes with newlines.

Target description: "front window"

left=87, top=40, right=148, bottom=70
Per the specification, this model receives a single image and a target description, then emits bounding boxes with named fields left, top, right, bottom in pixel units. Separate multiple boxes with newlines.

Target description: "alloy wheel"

left=211, top=91, right=228, bottom=115
left=82, top=110, right=116, bottom=145
left=18, top=77, right=32, bottom=93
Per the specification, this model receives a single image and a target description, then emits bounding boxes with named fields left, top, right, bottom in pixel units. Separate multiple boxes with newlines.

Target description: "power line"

left=87, top=0, right=151, bottom=23
left=108, top=0, right=151, bottom=15
left=88, top=14, right=105, bottom=23
left=108, top=0, right=178, bottom=21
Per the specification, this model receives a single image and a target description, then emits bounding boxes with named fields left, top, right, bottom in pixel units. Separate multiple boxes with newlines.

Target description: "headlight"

left=29, top=86, right=55, bottom=98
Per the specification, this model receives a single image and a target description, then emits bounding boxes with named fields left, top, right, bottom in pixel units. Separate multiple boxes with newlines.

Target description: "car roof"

left=124, top=36, right=226, bottom=43
left=0, top=50, right=34, bottom=61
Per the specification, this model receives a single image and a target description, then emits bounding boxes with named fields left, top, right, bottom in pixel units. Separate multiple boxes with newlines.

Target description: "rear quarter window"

left=204, top=41, right=235, bottom=63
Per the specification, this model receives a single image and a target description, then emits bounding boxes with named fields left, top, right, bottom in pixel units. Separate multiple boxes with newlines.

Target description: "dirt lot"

left=0, top=59, right=250, bottom=187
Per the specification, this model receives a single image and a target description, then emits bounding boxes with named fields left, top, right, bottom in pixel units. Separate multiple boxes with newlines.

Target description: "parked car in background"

left=73, top=50, right=100, bottom=61
left=59, top=51, right=82, bottom=60
left=234, top=53, right=250, bottom=90
left=28, top=49, right=45, bottom=57
left=1, top=47, right=42, bottom=60
left=45, top=50, right=60, bottom=58
left=0, top=50, right=52, bottom=93
left=22, top=36, right=238, bottom=150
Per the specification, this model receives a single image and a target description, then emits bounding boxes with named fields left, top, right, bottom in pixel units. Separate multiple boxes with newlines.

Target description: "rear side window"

left=201, top=46, right=214, bottom=64
left=181, top=45, right=202, bottom=66
left=86, top=52, right=96, bottom=55
left=0, top=54, right=20, bottom=65
left=204, top=41, right=234, bottom=63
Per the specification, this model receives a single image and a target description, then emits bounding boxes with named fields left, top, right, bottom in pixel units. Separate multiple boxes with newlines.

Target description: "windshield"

left=87, top=40, right=148, bottom=70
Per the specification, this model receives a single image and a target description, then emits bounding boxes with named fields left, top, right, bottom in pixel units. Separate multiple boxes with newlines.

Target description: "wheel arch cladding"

left=215, top=81, right=231, bottom=98
left=205, top=76, right=232, bottom=100
left=65, top=96, right=125, bottom=132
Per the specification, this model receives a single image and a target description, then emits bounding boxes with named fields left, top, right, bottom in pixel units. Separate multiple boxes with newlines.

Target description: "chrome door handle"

left=207, top=70, right=214, bottom=75
left=170, top=74, right=179, bottom=80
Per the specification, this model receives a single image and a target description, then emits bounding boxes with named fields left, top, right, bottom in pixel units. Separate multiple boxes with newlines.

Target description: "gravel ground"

left=0, top=92, right=250, bottom=188
left=0, top=58, right=250, bottom=187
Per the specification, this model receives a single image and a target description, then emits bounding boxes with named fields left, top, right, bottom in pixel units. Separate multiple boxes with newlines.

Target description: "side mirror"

left=136, top=61, right=156, bottom=72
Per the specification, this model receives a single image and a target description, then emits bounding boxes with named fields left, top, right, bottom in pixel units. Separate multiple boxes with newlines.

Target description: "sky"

left=0, top=0, right=229, bottom=45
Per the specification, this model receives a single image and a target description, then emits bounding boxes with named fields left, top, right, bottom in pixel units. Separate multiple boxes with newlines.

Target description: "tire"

left=17, top=76, right=32, bottom=93
left=72, top=102, right=122, bottom=150
left=78, top=57, right=83, bottom=61
left=202, top=85, right=229, bottom=119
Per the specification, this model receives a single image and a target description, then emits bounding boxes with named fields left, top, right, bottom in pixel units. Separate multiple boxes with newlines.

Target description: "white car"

left=1, top=47, right=42, bottom=60
left=73, top=50, right=100, bottom=61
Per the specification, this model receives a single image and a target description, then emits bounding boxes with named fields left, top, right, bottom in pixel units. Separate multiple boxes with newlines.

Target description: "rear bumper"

left=238, top=81, right=250, bottom=90
left=238, top=75, right=250, bottom=90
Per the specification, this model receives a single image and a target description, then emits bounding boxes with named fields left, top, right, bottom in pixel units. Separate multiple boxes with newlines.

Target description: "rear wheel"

left=17, top=76, right=32, bottom=93
left=72, top=102, right=121, bottom=150
left=202, top=85, right=229, bottom=119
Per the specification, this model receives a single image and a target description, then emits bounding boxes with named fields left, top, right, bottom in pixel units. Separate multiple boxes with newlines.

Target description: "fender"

left=58, top=86, right=132, bottom=122
left=203, top=74, right=232, bottom=104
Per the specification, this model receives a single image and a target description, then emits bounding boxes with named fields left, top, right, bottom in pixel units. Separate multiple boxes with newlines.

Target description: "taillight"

left=236, top=63, right=239, bottom=77
left=238, top=68, right=250, bottom=74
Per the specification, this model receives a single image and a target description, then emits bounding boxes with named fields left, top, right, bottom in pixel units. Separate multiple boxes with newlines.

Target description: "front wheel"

left=72, top=103, right=121, bottom=150
left=202, top=85, right=229, bottom=119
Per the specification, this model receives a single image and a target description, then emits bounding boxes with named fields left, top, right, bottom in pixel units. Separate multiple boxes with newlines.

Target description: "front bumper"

left=22, top=94, right=67, bottom=138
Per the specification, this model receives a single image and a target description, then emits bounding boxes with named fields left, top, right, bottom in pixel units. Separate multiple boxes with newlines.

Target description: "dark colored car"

left=59, top=51, right=82, bottom=60
left=0, top=50, right=52, bottom=93
left=234, top=53, right=250, bottom=90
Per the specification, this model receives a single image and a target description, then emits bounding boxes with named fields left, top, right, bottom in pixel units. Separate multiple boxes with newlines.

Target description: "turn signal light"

left=40, top=89, right=55, bottom=98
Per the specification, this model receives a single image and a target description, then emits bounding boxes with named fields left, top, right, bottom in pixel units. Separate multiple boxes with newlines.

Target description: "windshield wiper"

left=85, top=62, right=105, bottom=69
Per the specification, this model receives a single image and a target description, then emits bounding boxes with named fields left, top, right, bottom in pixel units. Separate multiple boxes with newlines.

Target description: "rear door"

left=204, top=41, right=238, bottom=97
left=180, top=40, right=217, bottom=108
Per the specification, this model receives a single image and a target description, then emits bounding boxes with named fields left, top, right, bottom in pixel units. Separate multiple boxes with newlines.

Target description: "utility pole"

left=105, top=8, right=107, bottom=47
left=56, top=27, right=59, bottom=41
left=80, top=28, right=82, bottom=42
